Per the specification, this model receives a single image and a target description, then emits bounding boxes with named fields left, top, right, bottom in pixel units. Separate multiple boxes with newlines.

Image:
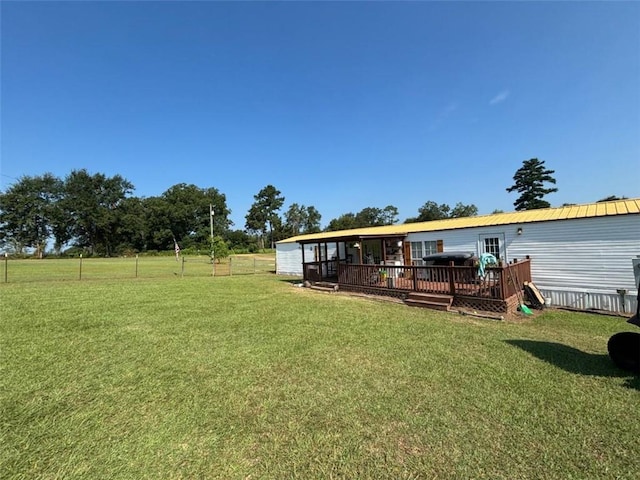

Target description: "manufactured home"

left=276, top=199, right=640, bottom=314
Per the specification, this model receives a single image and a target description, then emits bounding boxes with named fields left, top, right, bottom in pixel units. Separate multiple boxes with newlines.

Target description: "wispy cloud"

left=489, top=90, right=510, bottom=105
left=428, top=102, right=458, bottom=131
left=442, top=102, right=458, bottom=116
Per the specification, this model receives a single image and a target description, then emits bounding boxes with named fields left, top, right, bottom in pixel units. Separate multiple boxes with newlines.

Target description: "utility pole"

left=210, top=204, right=215, bottom=276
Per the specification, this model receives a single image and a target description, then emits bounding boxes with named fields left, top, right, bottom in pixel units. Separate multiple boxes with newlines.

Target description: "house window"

left=424, top=240, right=438, bottom=255
left=482, top=237, right=501, bottom=258
left=411, top=242, right=423, bottom=265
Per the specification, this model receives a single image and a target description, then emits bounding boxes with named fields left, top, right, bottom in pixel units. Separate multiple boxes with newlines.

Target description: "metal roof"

left=277, top=198, right=640, bottom=244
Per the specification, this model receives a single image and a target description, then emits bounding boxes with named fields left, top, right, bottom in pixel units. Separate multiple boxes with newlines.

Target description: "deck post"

left=448, top=261, right=455, bottom=295
left=500, top=267, right=507, bottom=300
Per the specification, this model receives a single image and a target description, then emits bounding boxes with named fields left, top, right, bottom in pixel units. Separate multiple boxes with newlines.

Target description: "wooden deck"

left=355, top=275, right=499, bottom=297
left=303, top=259, right=532, bottom=314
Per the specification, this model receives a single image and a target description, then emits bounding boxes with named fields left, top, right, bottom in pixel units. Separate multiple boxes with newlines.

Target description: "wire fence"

left=0, top=255, right=276, bottom=284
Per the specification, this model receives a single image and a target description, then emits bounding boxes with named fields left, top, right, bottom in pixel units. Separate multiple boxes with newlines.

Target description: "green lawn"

left=1, top=270, right=638, bottom=479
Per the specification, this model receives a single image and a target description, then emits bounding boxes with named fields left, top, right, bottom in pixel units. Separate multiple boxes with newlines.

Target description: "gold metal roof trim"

left=277, top=198, right=640, bottom=244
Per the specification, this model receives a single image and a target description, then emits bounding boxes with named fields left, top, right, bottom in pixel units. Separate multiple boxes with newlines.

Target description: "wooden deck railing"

left=332, top=259, right=532, bottom=301
left=303, top=260, right=340, bottom=282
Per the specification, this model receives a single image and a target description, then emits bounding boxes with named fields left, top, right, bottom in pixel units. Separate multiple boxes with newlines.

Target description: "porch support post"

left=323, top=242, right=328, bottom=280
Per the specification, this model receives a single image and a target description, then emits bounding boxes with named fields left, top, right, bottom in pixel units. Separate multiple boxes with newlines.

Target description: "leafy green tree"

left=379, top=205, right=399, bottom=225
left=506, top=158, right=558, bottom=211
left=302, top=206, right=322, bottom=233
left=284, top=203, right=323, bottom=236
left=404, top=201, right=450, bottom=223
left=0, top=173, right=64, bottom=255
left=115, top=197, right=149, bottom=253
left=225, top=229, right=252, bottom=252
left=245, top=203, right=268, bottom=250
left=268, top=215, right=287, bottom=245
left=326, top=213, right=358, bottom=232
left=405, top=201, right=478, bottom=223
left=160, top=183, right=231, bottom=251
left=60, top=169, right=134, bottom=256
left=450, top=202, right=478, bottom=218
left=142, top=196, right=175, bottom=251
left=326, top=205, right=398, bottom=231
left=284, top=203, right=305, bottom=236
left=211, top=235, right=230, bottom=262
left=136, top=184, right=230, bottom=253
left=245, top=185, right=284, bottom=249
left=355, top=205, right=398, bottom=226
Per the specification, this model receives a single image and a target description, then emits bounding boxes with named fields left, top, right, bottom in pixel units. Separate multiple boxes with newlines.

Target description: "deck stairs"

left=404, top=292, right=454, bottom=311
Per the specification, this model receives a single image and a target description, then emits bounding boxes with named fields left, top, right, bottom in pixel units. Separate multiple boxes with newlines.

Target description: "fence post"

left=79, top=254, right=83, bottom=281
left=4, top=253, right=7, bottom=283
left=135, top=254, right=139, bottom=278
left=254, top=257, right=256, bottom=274
left=230, top=256, right=233, bottom=276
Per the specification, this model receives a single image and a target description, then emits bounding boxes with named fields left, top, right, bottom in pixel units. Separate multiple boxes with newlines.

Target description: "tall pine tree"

left=506, top=158, right=558, bottom=210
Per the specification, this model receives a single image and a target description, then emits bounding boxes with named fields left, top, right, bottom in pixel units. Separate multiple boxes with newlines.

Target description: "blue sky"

left=2, top=1, right=639, bottom=229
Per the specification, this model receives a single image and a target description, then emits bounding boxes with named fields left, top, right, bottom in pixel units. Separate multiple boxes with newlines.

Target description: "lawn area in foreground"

left=1, top=273, right=638, bottom=479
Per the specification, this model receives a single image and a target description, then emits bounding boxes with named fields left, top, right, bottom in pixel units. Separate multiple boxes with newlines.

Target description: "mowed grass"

left=1, top=270, right=639, bottom=479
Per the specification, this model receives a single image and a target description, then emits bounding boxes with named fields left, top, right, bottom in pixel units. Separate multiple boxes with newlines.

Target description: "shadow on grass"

left=505, top=339, right=639, bottom=391
left=278, top=276, right=304, bottom=285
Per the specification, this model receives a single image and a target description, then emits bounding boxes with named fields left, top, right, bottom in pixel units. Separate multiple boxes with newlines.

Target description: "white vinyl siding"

left=504, top=216, right=639, bottom=294
left=275, top=242, right=303, bottom=276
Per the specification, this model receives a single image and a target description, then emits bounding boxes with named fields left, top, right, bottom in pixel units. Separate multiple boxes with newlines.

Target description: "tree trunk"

left=269, top=222, right=274, bottom=249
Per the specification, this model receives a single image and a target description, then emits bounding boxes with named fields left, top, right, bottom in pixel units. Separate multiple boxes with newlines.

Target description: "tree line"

left=3, top=158, right=621, bottom=257
left=0, top=171, right=321, bottom=257
left=0, top=170, right=472, bottom=257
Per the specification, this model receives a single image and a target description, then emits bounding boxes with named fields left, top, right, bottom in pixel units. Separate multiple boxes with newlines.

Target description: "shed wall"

left=276, top=243, right=303, bottom=276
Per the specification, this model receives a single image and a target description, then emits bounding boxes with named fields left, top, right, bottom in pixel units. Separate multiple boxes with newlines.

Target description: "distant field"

left=0, top=254, right=275, bottom=283
left=1, top=272, right=639, bottom=479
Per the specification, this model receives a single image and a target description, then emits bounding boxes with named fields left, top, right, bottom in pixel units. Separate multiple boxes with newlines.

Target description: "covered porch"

left=299, top=235, right=532, bottom=313
left=300, top=233, right=412, bottom=284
